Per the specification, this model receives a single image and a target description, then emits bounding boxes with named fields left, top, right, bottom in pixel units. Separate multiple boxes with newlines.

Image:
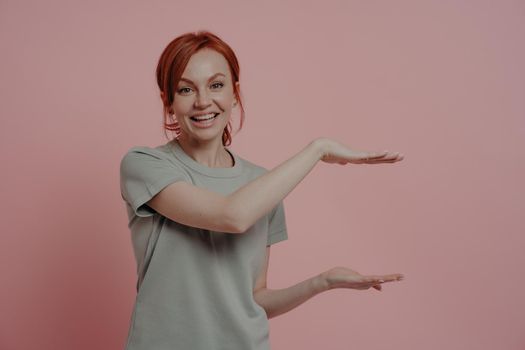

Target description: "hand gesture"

left=320, top=266, right=404, bottom=292
left=315, top=137, right=404, bottom=165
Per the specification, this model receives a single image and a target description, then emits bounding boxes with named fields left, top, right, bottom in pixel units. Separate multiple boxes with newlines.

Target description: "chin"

left=183, top=129, right=225, bottom=143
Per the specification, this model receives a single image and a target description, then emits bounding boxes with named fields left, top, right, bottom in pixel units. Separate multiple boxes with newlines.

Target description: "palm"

left=316, top=138, right=404, bottom=165
left=321, top=266, right=404, bottom=291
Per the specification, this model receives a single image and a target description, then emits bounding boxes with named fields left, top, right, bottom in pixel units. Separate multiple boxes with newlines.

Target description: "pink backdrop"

left=1, top=0, right=524, bottom=349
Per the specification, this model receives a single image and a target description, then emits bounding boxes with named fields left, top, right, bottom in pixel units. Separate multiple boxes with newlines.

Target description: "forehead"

left=181, top=48, right=231, bottom=82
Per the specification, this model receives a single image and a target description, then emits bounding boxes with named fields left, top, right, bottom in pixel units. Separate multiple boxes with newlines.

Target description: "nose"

left=194, top=90, right=212, bottom=109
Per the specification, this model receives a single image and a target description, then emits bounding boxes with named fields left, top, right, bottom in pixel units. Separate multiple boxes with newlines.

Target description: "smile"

left=190, top=113, right=218, bottom=121
left=189, top=113, right=219, bottom=128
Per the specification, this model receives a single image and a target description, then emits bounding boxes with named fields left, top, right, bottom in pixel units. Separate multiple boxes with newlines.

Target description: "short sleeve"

left=119, top=146, right=189, bottom=218
left=267, top=200, right=288, bottom=246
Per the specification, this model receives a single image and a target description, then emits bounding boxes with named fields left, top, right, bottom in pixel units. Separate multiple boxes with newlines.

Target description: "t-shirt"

left=119, top=138, right=288, bottom=350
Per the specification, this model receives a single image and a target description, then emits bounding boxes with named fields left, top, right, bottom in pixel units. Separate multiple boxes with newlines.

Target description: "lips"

left=190, top=113, right=219, bottom=121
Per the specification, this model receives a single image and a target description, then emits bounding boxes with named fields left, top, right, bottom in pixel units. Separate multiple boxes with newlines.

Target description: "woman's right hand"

left=319, top=266, right=404, bottom=292
left=314, top=137, right=404, bottom=165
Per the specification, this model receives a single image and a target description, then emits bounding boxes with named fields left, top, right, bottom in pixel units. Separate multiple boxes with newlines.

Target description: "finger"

left=365, top=276, right=384, bottom=284
left=367, top=151, right=390, bottom=159
left=355, top=151, right=387, bottom=161
left=364, top=153, right=390, bottom=161
left=367, top=152, right=402, bottom=161
left=390, top=274, right=404, bottom=281
left=363, top=157, right=403, bottom=164
left=380, top=274, right=405, bottom=282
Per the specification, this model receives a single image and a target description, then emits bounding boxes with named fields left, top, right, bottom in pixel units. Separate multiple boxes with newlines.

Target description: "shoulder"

left=121, top=141, right=180, bottom=163
left=120, top=144, right=180, bottom=174
left=122, top=144, right=171, bottom=159
left=234, top=153, right=270, bottom=178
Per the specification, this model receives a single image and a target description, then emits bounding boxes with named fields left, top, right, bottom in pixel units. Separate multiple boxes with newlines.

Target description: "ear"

left=161, top=91, right=173, bottom=106
left=233, top=81, right=240, bottom=106
left=160, top=91, right=175, bottom=114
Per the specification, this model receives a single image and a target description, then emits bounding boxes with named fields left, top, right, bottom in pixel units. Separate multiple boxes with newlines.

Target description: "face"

left=170, top=48, right=239, bottom=144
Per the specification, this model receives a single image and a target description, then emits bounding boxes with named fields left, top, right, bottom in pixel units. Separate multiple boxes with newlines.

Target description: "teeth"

left=192, top=113, right=216, bottom=120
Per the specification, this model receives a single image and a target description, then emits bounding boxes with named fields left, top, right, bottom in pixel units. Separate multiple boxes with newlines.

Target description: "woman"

left=120, top=30, right=404, bottom=350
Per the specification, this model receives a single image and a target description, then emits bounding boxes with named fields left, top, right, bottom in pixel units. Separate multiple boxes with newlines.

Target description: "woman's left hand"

left=320, top=266, right=404, bottom=291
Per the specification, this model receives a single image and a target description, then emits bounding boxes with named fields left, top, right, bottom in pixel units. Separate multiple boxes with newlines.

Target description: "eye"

left=178, top=87, right=192, bottom=94
left=211, top=82, right=224, bottom=89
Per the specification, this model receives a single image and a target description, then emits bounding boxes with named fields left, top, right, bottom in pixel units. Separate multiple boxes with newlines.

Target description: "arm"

left=148, top=139, right=324, bottom=233
left=147, top=138, right=400, bottom=233
left=254, top=277, right=327, bottom=319
left=231, top=139, right=401, bottom=231
left=229, top=140, right=323, bottom=232
left=253, top=246, right=328, bottom=319
left=253, top=248, right=404, bottom=319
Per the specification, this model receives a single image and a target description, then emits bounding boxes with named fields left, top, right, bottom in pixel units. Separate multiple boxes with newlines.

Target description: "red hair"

left=156, top=30, right=245, bottom=146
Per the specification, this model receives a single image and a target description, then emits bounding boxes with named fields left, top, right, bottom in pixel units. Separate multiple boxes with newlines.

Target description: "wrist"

left=313, top=273, right=331, bottom=293
left=309, top=138, right=326, bottom=161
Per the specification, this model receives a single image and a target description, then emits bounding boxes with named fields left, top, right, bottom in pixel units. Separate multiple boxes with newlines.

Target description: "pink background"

left=1, top=0, right=524, bottom=349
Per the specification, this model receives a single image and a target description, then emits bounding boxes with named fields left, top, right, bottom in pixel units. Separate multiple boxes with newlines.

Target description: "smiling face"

left=170, top=48, right=239, bottom=145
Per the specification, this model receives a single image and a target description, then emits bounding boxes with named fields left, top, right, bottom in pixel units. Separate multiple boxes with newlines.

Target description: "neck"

left=176, top=135, right=233, bottom=168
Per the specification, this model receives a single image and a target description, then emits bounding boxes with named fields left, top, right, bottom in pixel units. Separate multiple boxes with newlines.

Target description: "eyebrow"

left=179, top=72, right=226, bottom=85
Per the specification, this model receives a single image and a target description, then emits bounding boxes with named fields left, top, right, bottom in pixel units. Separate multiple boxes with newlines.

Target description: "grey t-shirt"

left=119, top=139, right=288, bottom=350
